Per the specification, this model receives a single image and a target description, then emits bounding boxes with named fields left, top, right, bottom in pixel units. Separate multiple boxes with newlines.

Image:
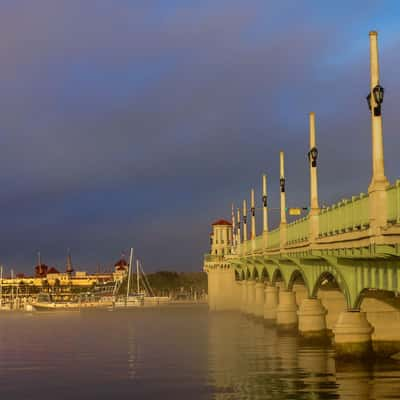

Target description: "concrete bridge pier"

left=264, top=284, right=279, bottom=324
left=254, top=282, right=265, bottom=318
left=298, top=298, right=327, bottom=338
left=333, top=311, right=374, bottom=358
left=240, top=280, right=247, bottom=312
left=276, top=290, right=298, bottom=331
left=246, top=280, right=256, bottom=314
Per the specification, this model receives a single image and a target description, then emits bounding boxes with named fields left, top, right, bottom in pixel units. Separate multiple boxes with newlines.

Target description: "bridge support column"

left=246, top=280, right=256, bottom=315
left=333, top=311, right=374, bottom=358
left=264, top=285, right=278, bottom=324
left=254, top=282, right=265, bottom=318
left=298, top=298, right=327, bottom=338
left=276, top=290, right=298, bottom=331
left=240, top=280, right=247, bottom=312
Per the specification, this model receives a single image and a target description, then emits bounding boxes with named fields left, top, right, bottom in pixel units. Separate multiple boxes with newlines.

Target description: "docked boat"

left=112, top=248, right=170, bottom=309
left=32, top=294, right=113, bottom=311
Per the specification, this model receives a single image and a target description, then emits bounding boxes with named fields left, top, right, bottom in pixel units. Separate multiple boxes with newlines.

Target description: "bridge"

left=204, top=31, right=400, bottom=358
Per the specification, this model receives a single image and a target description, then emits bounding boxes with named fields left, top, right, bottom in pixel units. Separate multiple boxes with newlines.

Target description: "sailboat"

left=113, top=248, right=144, bottom=308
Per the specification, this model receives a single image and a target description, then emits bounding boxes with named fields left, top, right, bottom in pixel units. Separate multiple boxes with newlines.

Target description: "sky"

left=0, top=0, right=400, bottom=274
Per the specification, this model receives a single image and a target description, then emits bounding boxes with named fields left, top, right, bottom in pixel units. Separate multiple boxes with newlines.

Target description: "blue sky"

left=0, top=1, right=399, bottom=273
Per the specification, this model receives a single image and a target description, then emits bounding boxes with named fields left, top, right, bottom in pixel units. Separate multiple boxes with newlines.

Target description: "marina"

left=0, top=249, right=174, bottom=313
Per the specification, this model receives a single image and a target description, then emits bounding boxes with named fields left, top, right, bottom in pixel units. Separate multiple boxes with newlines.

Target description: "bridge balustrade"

left=286, top=216, right=309, bottom=245
left=204, top=254, right=224, bottom=263
left=253, top=235, right=265, bottom=252
left=319, top=193, right=369, bottom=236
left=387, top=180, right=400, bottom=224
left=266, top=227, right=280, bottom=249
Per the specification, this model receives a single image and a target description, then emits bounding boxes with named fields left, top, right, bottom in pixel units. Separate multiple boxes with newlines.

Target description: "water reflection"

left=127, top=325, right=138, bottom=380
left=208, top=312, right=400, bottom=400
left=0, top=307, right=400, bottom=399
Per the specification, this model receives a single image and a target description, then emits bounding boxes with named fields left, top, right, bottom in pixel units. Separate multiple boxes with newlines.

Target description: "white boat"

left=112, top=248, right=170, bottom=309
left=113, top=294, right=144, bottom=308
left=31, top=294, right=113, bottom=311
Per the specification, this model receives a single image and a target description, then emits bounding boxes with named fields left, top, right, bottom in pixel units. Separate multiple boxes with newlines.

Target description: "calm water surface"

left=1, top=305, right=400, bottom=399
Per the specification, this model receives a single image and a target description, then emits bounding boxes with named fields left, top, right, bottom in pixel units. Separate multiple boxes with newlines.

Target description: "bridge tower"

left=210, top=219, right=232, bottom=256
left=205, top=219, right=238, bottom=311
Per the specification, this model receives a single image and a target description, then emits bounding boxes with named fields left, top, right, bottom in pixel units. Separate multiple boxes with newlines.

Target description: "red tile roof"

left=47, top=267, right=60, bottom=274
left=114, top=258, right=128, bottom=267
left=212, top=219, right=232, bottom=226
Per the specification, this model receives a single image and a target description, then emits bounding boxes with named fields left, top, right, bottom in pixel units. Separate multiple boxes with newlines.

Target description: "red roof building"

left=211, top=219, right=232, bottom=226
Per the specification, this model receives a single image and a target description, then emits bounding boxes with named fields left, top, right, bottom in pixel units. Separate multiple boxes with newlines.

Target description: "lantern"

left=280, top=178, right=285, bottom=193
left=308, top=146, right=318, bottom=167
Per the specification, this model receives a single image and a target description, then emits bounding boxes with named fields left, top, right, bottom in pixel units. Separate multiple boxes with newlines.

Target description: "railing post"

left=367, top=31, right=389, bottom=236
left=308, top=112, right=320, bottom=243
left=280, top=151, right=287, bottom=249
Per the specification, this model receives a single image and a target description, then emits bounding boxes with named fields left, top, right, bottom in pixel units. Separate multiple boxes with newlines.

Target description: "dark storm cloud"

left=0, top=1, right=399, bottom=272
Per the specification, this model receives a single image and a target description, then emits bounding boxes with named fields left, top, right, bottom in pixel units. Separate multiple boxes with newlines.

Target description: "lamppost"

left=367, top=31, right=388, bottom=235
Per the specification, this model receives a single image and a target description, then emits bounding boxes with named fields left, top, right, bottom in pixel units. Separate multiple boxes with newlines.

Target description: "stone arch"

left=260, top=267, right=270, bottom=283
left=356, top=289, right=400, bottom=355
left=271, top=268, right=285, bottom=287
left=287, top=269, right=309, bottom=292
left=240, top=269, right=245, bottom=280
left=245, top=268, right=251, bottom=280
left=234, top=270, right=240, bottom=281
left=287, top=269, right=310, bottom=307
left=354, top=288, right=398, bottom=310
left=311, top=270, right=351, bottom=307
left=252, top=268, right=259, bottom=281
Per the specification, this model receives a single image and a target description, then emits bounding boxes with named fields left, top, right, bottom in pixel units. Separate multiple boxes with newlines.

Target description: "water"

left=1, top=305, right=400, bottom=400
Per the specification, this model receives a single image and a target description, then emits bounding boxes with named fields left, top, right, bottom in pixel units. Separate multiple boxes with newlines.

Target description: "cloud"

left=0, top=1, right=399, bottom=272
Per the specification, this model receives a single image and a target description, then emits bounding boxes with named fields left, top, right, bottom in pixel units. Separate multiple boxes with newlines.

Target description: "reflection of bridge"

left=204, top=32, right=400, bottom=358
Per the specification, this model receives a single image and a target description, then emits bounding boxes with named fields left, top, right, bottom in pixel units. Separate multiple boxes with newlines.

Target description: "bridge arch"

left=287, top=269, right=309, bottom=293
left=240, top=270, right=245, bottom=280
left=271, top=268, right=285, bottom=287
left=252, top=268, right=259, bottom=281
left=311, top=270, right=351, bottom=308
left=260, top=267, right=270, bottom=283
left=234, top=270, right=240, bottom=281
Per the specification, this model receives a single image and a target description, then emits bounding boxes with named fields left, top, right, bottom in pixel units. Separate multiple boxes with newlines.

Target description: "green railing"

left=204, top=254, right=224, bottom=263
left=319, top=193, right=369, bottom=236
left=287, top=216, right=309, bottom=244
left=266, top=227, right=280, bottom=249
left=253, top=235, right=265, bottom=252
left=228, top=182, right=400, bottom=256
left=387, top=180, right=400, bottom=223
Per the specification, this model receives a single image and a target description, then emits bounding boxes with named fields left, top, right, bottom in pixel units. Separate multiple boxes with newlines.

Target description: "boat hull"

left=32, top=301, right=113, bottom=311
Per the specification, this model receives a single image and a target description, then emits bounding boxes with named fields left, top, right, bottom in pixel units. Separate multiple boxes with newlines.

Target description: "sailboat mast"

left=0, top=265, right=3, bottom=307
left=127, top=248, right=133, bottom=300
left=136, top=259, right=140, bottom=294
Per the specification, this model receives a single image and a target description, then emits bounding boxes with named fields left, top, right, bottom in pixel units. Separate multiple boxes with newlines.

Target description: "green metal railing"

left=253, top=235, right=265, bottom=252
left=228, top=183, right=400, bottom=256
left=387, top=180, right=400, bottom=223
left=266, top=227, right=280, bottom=249
left=204, top=254, right=224, bottom=263
left=287, top=216, right=309, bottom=244
left=319, top=193, right=369, bottom=236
